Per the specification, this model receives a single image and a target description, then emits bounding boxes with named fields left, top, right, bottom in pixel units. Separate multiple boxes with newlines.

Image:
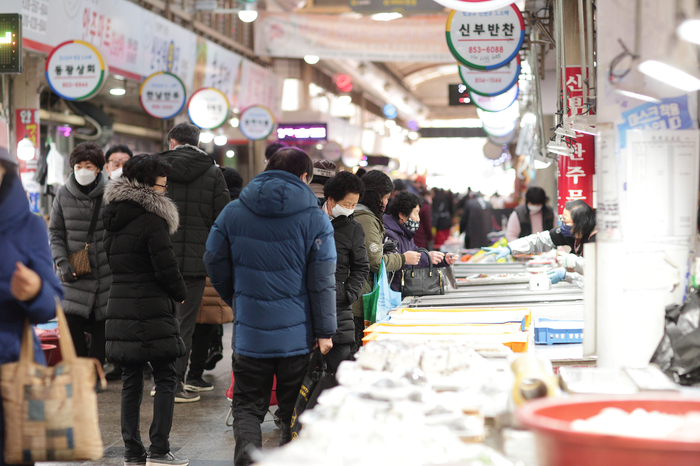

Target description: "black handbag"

left=289, top=349, right=337, bottom=440
left=400, top=248, right=445, bottom=298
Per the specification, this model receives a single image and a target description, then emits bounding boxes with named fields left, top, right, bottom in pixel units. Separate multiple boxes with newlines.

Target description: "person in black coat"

left=103, top=155, right=188, bottom=466
left=322, top=172, right=370, bottom=370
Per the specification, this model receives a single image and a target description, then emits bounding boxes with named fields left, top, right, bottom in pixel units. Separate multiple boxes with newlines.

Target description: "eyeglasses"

left=154, top=184, right=167, bottom=189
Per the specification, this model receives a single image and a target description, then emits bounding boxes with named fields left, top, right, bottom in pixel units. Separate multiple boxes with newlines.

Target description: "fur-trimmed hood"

left=103, top=177, right=180, bottom=234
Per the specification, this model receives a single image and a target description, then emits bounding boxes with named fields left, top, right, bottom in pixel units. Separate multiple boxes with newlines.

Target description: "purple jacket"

left=383, top=214, right=447, bottom=291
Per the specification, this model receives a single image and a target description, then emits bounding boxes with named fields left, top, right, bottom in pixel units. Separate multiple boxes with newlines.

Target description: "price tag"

left=459, top=55, right=520, bottom=97
left=139, top=72, right=187, bottom=120
left=45, top=40, right=108, bottom=101
left=187, top=87, right=230, bottom=129
left=239, top=105, right=275, bottom=140
left=446, top=4, right=525, bottom=71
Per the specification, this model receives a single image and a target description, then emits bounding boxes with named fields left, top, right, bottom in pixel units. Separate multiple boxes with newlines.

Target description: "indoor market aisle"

left=37, top=324, right=280, bottom=466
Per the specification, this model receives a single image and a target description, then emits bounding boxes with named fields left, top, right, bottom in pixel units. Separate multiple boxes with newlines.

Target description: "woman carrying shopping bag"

left=102, top=154, right=188, bottom=466
left=49, top=142, right=111, bottom=365
left=351, top=171, right=421, bottom=351
left=0, top=148, right=64, bottom=466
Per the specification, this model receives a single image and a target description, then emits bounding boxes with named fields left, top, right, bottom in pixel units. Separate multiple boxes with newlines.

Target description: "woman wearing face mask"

left=483, top=200, right=596, bottom=285
left=49, top=141, right=111, bottom=365
left=505, top=187, right=554, bottom=242
left=103, top=154, right=188, bottom=466
left=321, top=171, right=370, bottom=372
left=384, top=191, right=457, bottom=292
left=351, top=170, right=417, bottom=350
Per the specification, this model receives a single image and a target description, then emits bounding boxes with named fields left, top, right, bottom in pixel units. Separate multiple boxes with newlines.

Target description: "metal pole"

left=553, top=0, right=562, bottom=126
left=578, top=0, right=588, bottom=106
left=558, top=0, right=567, bottom=122
left=586, top=0, right=595, bottom=102
left=531, top=29, right=547, bottom=161
left=247, top=139, right=255, bottom=183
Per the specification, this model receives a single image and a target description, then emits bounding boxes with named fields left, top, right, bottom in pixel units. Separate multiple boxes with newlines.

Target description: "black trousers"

left=232, top=353, right=309, bottom=466
left=325, top=343, right=352, bottom=375
left=121, top=359, right=177, bottom=457
left=65, top=313, right=106, bottom=364
left=188, top=323, right=215, bottom=379
left=175, top=277, right=207, bottom=382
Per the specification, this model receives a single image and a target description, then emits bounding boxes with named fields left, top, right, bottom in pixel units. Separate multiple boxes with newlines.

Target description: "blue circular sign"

left=383, top=104, right=398, bottom=119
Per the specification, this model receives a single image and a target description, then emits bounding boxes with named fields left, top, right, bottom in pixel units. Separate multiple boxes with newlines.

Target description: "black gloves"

left=57, top=260, right=78, bottom=283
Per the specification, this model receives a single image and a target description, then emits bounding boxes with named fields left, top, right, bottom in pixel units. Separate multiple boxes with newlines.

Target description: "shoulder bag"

left=400, top=248, right=445, bottom=298
left=0, top=298, right=106, bottom=464
left=65, top=196, right=102, bottom=279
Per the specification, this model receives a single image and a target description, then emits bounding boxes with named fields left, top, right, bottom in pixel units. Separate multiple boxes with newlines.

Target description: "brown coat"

left=196, top=278, right=234, bottom=324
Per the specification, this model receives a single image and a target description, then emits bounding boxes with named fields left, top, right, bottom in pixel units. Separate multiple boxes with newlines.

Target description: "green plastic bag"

left=362, top=259, right=401, bottom=325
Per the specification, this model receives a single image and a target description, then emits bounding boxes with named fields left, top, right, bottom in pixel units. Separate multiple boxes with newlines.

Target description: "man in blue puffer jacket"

left=204, top=147, right=337, bottom=466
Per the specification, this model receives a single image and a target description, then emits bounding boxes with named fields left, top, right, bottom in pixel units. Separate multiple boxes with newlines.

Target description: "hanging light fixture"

left=677, top=16, right=700, bottom=45
left=16, top=136, right=35, bottom=161
left=238, top=1, right=258, bottom=22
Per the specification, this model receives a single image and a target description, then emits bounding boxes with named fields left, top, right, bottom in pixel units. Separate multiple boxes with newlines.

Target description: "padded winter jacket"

left=49, top=172, right=111, bottom=320
left=204, top=170, right=337, bottom=359
left=351, top=205, right=406, bottom=319
left=160, top=144, right=230, bottom=278
left=329, top=213, right=370, bottom=345
left=0, top=172, right=63, bottom=367
left=102, top=177, right=187, bottom=364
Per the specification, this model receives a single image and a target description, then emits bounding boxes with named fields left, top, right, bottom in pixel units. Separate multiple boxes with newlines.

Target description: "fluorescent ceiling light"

left=613, top=84, right=661, bottom=103
left=371, top=12, right=402, bottom=21
left=677, top=18, right=700, bottom=45
left=214, top=134, right=227, bottom=146
left=408, top=131, right=419, bottom=140
left=110, top=88, right=126, bottom=96
left=304, top=55, right=320, bottom=65
left=229, top=117, right=240, bottom=128
left=226, top=150, right=235, bottom=158
left=199, top=132, right=215, bottom=144
left=385, top=119, right=397, bottom=129
left=337, top=95, right=352, bottom=105
left=638, top=59, right=700, bottom=92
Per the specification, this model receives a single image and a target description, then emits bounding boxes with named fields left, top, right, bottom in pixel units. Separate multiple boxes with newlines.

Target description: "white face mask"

left=332, top=204, right=354, bottom=218
left=75, top=168, right=98, bottom=186
left=109, top=167, right=123, bottom=180
left=527, top=204, right=542, bottom=213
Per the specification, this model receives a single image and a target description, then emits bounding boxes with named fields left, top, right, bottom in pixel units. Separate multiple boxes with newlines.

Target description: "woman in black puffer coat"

left=102, top=154, right=187, bottom=466
left=322, top=172, right=370, bottom=372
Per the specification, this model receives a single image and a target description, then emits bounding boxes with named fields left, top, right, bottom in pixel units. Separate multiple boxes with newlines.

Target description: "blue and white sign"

left=617, top=95, right=693, bottom=148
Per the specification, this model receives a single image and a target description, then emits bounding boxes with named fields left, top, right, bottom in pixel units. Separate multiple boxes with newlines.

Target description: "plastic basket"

left=534, top=318, right=584, bottom=345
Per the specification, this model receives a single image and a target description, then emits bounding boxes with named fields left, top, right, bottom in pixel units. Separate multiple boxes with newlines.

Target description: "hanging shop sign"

left=15, top=108, right=41, bottom=214
left=139, top=72, right=187, bottom=120
left=471, top=83, right=519, bottom=112
left=459, top=55, right=520, bottom=97
left=187, top=87, right=230, bottom=129
left=446, top=4, right=525, bottom=71
left=432, top=0, right=518, bottom=13
left=557, top=66, right=595, bottom=215
left=322, top=142, right=342, bottom=162
left=483, top=120, right=517, bottom=138
left=277, top=123, right=327, bottom=141
left=45, top=40, right=108, bottom=101
left=239, top=105, right=275, bottom=140
left=486, top=128, right=517, bottom=146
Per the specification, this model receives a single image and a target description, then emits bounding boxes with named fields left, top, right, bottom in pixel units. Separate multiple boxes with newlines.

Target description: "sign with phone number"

left=446, top=4, right=525, bottom=71
left=45, top=40, right=108, bottom=101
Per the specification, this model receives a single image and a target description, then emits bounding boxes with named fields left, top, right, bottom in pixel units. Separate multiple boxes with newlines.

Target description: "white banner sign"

left=237, top=60, right=284, bottom=120
left=255, top=12, right=454, bottom=62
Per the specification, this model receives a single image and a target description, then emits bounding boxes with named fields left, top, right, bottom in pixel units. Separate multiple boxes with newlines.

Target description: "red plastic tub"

left=517, top=395, right=700, bottom=466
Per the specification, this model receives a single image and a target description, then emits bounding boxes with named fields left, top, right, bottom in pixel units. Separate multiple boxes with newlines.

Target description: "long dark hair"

left=565, top=200, right=596, bottom=239
left=359, top=170, right=393, bottom=220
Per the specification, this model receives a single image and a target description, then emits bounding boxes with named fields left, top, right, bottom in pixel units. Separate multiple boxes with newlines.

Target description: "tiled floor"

left=38, top=324, right=280, bottom=466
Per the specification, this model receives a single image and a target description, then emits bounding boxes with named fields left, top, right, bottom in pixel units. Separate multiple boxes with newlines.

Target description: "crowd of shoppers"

left=1, top=123, right=565, bottom=466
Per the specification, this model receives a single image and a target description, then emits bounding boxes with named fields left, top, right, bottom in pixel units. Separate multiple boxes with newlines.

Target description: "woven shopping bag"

left=0, top=299, right=106, bottom=464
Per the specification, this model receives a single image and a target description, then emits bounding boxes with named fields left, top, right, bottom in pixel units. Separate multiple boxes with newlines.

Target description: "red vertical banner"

left=15, top=109, right=42, bottom=214
left=557, top=66, right=595, bottom=215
